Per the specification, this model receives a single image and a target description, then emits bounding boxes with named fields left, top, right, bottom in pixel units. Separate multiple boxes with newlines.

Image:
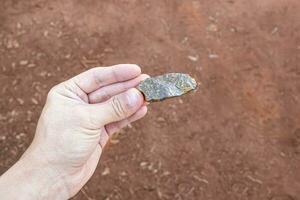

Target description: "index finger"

left=72, top=64, right=141, bottom=94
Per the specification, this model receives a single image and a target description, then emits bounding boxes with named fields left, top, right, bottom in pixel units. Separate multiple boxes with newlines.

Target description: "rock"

left=271, top=27, right=279, bottom=35
left=17, top=22, right=22, bottom=29
left=109, top=138, right=119, bottom=144
left=101, top=167, right=110, bottom=176
left=157, top=117, right=165, bottom=122
left=104, top=47, right=114, bottom=53
left=31, top=98, right=39, bottom=105
left=207, top=23, right=218, bottom=32
left=43, top=30, right=49, bottom=37
left=6, top=38, right=19, bottom=49
left=120, top=171, right=127, bottom=176
left=137, top=73, right=197, bottom=102
left=140, top=162, right=148, bottom=168
left=26, top=110, right=33, bottom=122
left=27, top=63, right=36, bottom=68
left=0, top=135, right=6, bottom=141
left=19, top=60, right=29, bottom=65
left=16, top=98, right=24, bottom=105
left=188, top=55, right=199, bottom=62
left=16, top=133, right=26, bottom=140
left=208, top=54, right=219, bottom=59
left=65, top=54, right=71, bottom=59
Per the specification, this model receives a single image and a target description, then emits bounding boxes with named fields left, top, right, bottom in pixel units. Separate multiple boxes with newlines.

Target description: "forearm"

left=0, top=154, right=69, bottom=200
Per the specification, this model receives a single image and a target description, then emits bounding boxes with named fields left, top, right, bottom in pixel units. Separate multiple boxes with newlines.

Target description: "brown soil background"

left=1, top=0, right=300, bottom=199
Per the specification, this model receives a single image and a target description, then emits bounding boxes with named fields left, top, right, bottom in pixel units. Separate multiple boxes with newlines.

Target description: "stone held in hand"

left=137, top=73, right=197, bottom=102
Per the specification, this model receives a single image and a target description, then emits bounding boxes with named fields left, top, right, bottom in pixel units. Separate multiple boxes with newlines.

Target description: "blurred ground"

left=1, top=0, right=300, bottom=199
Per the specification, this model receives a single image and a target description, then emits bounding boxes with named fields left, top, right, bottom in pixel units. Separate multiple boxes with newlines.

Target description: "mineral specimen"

left=137, top=73, right=197, bottom=102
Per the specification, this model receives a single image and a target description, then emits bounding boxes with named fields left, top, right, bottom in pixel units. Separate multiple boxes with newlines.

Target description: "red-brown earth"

left=0, top=0, right=300, bottom=199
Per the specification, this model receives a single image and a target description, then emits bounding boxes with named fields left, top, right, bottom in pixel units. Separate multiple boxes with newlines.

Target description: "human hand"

left=0, top=64, right=148, bottom=199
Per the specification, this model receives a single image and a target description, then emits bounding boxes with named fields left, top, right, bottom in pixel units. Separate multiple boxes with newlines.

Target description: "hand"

left=0, top=64, right=148, bottom=199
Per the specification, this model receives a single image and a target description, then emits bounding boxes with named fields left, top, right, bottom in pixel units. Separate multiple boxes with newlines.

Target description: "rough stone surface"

left=137, top=73, right=197, bottom=102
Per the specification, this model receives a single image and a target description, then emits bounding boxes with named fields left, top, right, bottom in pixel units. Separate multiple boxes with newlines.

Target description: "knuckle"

left=111, top=96, right=127, bottom=119
left=90, top=68, right=103, bottom=86
left=100, top=89, right=112, bottom=102
left=111, top=66, right=119, bottom=82
left=47, top=85, right=59, bottom=100
left=90, top=89, right=111, bottom=103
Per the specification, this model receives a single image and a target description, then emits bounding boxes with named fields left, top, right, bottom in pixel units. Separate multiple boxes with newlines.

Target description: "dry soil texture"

left=0, top=0, right=300, bottom=199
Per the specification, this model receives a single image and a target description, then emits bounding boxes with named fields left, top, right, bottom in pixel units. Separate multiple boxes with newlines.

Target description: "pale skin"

left=0, top=64, right=149, bottom=199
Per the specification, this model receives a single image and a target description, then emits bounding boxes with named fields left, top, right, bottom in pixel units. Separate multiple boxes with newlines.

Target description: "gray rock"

left=137, top=73, right=197, bottom=102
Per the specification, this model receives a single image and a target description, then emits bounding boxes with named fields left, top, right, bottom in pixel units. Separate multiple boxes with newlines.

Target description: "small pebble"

left=65, top=54, right=71, bottom=59
left=43, top=30, right=49, bottom=37
left=27, top=63, right=36, bottom=68
left=31, top=98, right=39, bottom=105
left=208, top=54, right=219, bottom=59
left=188, top=55, right=199, bottom=62
left=140, top=162, right=148, bottom=167
left=17, top=22, right=22, bottom=29
left=6, top=39, right=19, bottom=49
left=20, top=60, right=29, bottom=66
left=207, top=24, right=218, bottom=32
left=101, top=167, right=110, bottom=176
left=16, top=98, right=24, bottom=105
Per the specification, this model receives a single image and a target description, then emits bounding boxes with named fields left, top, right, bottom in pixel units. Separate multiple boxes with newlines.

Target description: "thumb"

left=89, top=88, right=144, bottom=126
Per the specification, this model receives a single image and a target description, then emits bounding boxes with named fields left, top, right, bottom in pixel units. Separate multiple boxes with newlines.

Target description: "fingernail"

left=126, top=89, right=141, bottom=108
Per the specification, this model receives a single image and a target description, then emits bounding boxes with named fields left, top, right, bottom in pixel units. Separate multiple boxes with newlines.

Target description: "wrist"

left=0, top=150, right=69, bottom=200
left=22, top=153, right=70, bottom=200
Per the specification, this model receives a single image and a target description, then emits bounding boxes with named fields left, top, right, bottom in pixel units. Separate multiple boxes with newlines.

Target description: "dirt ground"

left=1, top=0, right=300, bottom=199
